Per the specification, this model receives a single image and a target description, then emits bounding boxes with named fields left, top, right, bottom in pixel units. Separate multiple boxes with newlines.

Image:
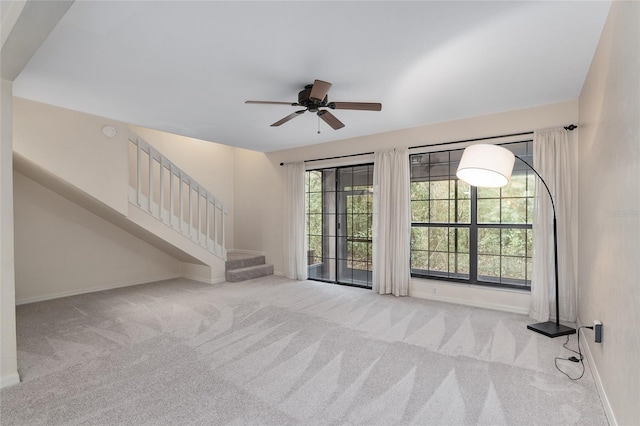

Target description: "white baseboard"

left=410, top=289, right=529, bottom=315
left=579, top=322, right=617, bottom=426
left=15, top=274, right=181, bottom=305
left=410, top=278, right=530, bottom=315
left=181, top=274, right=226, bottom=285
left=273, top=270, right=284, bottom=277
left=0, top=372, right=20, bottom=389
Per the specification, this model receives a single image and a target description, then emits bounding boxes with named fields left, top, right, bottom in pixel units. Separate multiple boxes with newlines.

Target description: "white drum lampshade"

left=456, top=144, right=516, bottom=188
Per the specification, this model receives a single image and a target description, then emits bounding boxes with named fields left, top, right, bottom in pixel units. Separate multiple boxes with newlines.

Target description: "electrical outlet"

left=594, top=320, right=602, bottom=343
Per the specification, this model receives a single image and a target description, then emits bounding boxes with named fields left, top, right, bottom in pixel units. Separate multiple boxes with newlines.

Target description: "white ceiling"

left=13, top=1, right=611, bottom=152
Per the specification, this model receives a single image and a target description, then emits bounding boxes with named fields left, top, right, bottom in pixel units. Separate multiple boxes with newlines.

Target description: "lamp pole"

left=515, top=155, right=575, bottom=338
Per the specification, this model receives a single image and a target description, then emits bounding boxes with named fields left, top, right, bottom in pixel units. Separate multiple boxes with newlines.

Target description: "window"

left=306, top=165, right=374, bottom=288
left=410, top=141, right=534, bottom=289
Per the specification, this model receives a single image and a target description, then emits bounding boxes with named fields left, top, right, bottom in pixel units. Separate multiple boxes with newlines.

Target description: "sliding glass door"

left=306, top=164, right=373, bottom=288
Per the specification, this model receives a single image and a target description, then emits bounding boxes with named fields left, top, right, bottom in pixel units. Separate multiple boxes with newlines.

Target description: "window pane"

left=350, top=195, right=369, bottom=214
left=451, top=199, right=470, bottom=223
left=411, top=181, right=429, bottom=200
left=451, top=228, right=469, bottom=253
left=429, top=200, right=450, bottom=223
left=412, top=201, right=429, bottom=222
left=338, top=168, right=353, bottom=190
left=411, top=227, right=429, bottom=251
left=411, top=160, right=429, bottom=178
left=308, top=235, right=322, bottom=256
left=352, top=215, right=368, bottom=239
left=308, top=193, right=322, bottom=214
left=322, top=170, right=335, bottom=190
left=501, top=198, right=527, bottom=224
left=428, top=251, right=448, bottom=273
left=429, top=180, right=450, bottom=200
left=351, top=242, right=369, bottom=262
left=477, top=198, right=501, bottom=223
left=502, top=228, right=526, bottom=257
left=478, top=255, right=501, bottom=279
left=308, top=171, right=322, bottom=193
left=456, top=254, right=470, bottom=275
left=477, top=186, right=500, bottom=199
left=478, top=228, right=501, bottom=255
left=411, top=250, right=428, bottom=270
left=501, top=256, right=526, bottom=281
left=308, top=214, right=322, bottom=236
left=324, top=214, right=336, bottom=237
left=449, top=253, right=469, bottom=277
left=428, top=227, right=448, bottom=252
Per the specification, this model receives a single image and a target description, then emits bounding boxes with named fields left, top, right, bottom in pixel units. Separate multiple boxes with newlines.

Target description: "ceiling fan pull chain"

left=318, top=116, right=321, bottom=134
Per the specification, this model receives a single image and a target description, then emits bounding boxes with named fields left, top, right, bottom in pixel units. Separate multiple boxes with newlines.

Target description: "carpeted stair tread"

left=226, top=263, right=274, bottom=282
left=225, top=254, right=266, bottom=271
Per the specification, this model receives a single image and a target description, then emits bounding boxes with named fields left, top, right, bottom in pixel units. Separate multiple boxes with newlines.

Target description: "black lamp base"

left=527, top=321, right=576, bottom=338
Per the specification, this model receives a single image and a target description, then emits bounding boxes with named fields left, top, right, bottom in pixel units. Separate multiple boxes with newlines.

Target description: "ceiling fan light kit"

left=246, top=79, right=382, bottom=130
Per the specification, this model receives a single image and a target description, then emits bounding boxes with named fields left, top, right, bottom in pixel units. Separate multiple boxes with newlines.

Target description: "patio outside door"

left=306, top=164, right=373, bottom=288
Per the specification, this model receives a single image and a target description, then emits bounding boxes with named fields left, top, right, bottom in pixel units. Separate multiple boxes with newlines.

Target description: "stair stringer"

left=127, top=204, right=226, bottom=283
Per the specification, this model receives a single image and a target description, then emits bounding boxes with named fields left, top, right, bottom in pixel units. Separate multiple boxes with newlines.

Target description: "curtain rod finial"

left=564, top=124, right=577, bottom=131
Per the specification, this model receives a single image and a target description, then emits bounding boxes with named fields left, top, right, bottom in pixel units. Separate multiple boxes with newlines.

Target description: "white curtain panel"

left=530, top=128, right=576, bottom=322
left=283, top=162, right=308, bottom=280
left=373, top=148, right=411, bottom=296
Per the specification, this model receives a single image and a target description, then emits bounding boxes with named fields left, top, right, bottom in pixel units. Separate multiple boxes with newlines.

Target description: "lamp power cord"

left=554, top=325, right=592, bottom=380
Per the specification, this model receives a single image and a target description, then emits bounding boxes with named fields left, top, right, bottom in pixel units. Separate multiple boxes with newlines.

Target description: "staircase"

left=225, top=252, right=274, bottom=282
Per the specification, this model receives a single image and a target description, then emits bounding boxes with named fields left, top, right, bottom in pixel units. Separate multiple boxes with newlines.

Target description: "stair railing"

left=127, top=132, right=226, bottom=260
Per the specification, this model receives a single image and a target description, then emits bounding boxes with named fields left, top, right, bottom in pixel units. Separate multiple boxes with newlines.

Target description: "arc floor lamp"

left=456, top=143, right=575, bottom=338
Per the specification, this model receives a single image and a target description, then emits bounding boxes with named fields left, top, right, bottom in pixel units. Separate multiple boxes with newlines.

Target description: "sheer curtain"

left=283, top=162, right=307, bottom=280
left=530, top=128, right=576, bottom=322
left=373, top=148, right=411, bottom=296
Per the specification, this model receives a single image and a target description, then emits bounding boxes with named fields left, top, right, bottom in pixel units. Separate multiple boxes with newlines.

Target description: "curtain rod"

left=408, top=124, right=577, bottom=150
left=279, top=151, right=374, bottom=166
left=279, top=124, right=577, bottom=166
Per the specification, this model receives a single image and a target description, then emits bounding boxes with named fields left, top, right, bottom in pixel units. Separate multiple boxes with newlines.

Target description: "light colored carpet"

left=1, top=276, right=607, bottom=425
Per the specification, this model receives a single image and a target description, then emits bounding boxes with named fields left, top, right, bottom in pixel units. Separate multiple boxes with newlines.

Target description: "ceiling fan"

left=245, top=79, right=382, bottom=130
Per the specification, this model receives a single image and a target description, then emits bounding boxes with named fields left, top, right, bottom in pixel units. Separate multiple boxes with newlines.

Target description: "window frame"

left=305, top=163, right=375, bottom=289
left=410, top=141, right=534, bottom=291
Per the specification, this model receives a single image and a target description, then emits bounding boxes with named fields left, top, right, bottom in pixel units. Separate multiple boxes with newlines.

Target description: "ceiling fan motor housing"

left=298, top=86, right=327, bottom=112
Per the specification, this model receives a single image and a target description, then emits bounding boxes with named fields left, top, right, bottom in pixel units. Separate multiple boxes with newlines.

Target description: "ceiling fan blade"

left=246, top=100, right=298, bottom=106
left=317, top=110, right=345, bottom=130
left=329, top=102, right=382, bottom=111
left=271, top=110, right=306, bottom=127
left=309, top=80, right=332, bottom=101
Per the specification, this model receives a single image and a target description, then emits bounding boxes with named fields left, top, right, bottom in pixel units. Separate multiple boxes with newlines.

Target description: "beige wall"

left=1, top=79, right=19, bottom=387
left=234, top=101, right=579, bottom=311
left=13, top=98, right=130, bottom=215
left=577, top=2, right=640, bottom=425
left=233, top=147, right=284, bottom=270
left=13, top=172, right=181, bottom=304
